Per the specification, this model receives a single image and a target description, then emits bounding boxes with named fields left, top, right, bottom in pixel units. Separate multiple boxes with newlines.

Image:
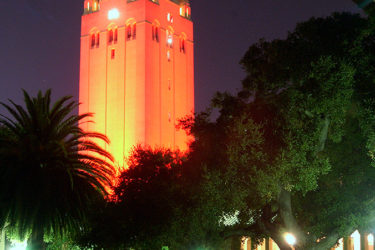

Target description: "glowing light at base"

left=284, top=232, right=296, bottom=246
left=108, top=8, right=120, bottom=20
left=333, top=238, right=343, bottom=250
left=368, top=234, right=374, bottom=245
left=9, top=241, right=27, bottom=250
left=351, top=230, right=360, bottom=250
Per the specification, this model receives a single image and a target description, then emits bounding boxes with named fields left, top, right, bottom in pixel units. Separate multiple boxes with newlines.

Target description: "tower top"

left=83, top=0, right=191, bottom=19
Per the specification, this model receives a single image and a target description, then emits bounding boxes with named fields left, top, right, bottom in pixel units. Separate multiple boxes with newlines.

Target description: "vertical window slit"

left=114, top=28, right=118, bottom=43
left=96, top=32, right=100, bottom=47
left=91, top=34, right=95, bottom=48
left=111, top=49, right=115, bottom=59
left=132, top=24, right=136, bottom=39
left=108, top=29, right=113, bottom=43
left=127, top=25, right=132, bottom=40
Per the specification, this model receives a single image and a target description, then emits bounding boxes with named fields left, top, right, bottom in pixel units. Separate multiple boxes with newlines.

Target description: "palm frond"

left=0, top=89, right=115, bottom=242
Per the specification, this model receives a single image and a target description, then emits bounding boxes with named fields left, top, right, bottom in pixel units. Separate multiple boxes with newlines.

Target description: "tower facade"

left=79, top=0, right=194, bottom=167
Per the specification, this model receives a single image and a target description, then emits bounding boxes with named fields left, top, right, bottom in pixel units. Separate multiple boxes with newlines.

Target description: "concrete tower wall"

left=79, top=0, right=194, bottom=168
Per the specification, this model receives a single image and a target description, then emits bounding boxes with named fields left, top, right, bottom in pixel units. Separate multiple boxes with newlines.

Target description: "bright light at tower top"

left=167, top=37, right=173, bottom=45
left=108, top=8, right=120, bottom=20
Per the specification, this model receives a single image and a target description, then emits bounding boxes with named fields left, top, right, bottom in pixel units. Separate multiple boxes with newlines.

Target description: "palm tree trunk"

left=0, top=227, right=5, bottom=250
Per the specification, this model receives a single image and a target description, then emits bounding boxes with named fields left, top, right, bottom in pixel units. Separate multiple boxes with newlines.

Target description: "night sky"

left=0, top=0, right=362, bottom=113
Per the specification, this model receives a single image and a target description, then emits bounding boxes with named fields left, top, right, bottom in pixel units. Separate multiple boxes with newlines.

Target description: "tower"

left=79, top=0, right=194, bottom=167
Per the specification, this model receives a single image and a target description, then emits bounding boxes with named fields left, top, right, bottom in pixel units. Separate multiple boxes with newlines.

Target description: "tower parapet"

left=83, top=0, right=191, bottom=19
left=178, top=0, right=191, bottom=20
left=83, top=0, right=100, bottom=15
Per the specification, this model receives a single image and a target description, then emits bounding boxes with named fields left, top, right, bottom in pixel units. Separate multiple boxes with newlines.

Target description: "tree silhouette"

left=0, top=90, right=115, bottom=249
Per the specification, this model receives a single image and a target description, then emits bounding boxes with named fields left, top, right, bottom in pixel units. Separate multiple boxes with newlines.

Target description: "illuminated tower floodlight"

left=79, top=0, right=194, bottom=169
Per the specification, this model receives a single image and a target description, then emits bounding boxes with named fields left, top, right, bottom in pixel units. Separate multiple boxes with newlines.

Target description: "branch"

left=257, top=214, right=293, bottom=250
left=278, top=189, right=307, bottom=246
left=317, top=116, right=330, bottom=153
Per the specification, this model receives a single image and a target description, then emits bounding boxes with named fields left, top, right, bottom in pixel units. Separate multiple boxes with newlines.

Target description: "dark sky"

left=0, top=0, right=362, bottom=113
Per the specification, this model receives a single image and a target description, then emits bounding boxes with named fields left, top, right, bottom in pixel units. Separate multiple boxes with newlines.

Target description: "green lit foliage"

left=184, top=13, right=375, bottom=249
left=294, top=117, right=375, bottom=246
left=0, top=90, right=115, bottom=249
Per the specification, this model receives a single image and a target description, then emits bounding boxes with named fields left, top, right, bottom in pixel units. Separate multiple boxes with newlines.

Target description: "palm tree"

left=0, top=90, right=115, bottom=249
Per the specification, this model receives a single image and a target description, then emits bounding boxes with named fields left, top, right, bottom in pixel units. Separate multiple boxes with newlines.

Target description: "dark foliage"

left=0, top=90, right=115, bottom=249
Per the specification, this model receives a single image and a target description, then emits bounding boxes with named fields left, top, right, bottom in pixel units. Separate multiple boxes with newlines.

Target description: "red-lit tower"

left=79, top=0, right=194, bottom=167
